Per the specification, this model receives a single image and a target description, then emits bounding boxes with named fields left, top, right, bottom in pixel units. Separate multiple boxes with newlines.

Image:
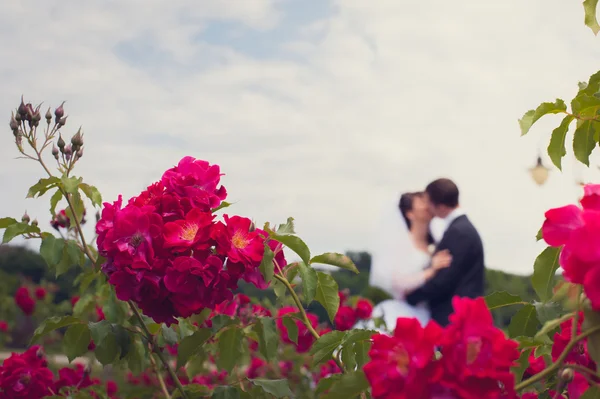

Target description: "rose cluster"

left=542, top=184, right=600, bottom=310
left=522, top=311, right=597, bottom=398
left=334, top=291, right=373, bottom=331
left=96, top=156, right=286, bottom=324
left=364, top=297, right=520, bottom=399
left=0, top=346, right=117, bottom=399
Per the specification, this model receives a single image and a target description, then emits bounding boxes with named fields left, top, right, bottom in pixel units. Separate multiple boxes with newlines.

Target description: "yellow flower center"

left=394, top=347, right=410, bottom=375
left=180, top=223, right=199, bottom=241
left=232, top=231, right=248, bottom=249
left=466, top=337, right=482, bottom=365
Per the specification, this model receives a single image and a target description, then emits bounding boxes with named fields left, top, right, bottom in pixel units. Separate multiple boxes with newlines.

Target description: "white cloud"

left=0, top=0, right=597, bottom=276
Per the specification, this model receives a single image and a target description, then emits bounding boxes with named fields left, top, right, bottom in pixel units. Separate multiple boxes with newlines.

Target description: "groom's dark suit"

left=405, top=214, right=484, bottom=326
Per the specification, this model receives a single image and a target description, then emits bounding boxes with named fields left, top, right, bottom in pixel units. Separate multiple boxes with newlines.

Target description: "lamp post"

left=529, top=156, right=550, bottom=186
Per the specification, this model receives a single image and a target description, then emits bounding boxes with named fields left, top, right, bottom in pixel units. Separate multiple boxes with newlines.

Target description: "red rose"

left=551, top=312, right=595, bottom=370
left=34, top=287, right=46, bottom=300
left=334, top=305, right=357, bottom=331
left=53, top=364, right=98, bottom=394
left=276, top=306, right=318, bottom=353
left=0, top=321, right=8, bottom=332
left=364, top=318, right=443, bottom=399
left=542, top=184, right=600, bottom=309
left=523, top=351, right=546, bottom=378
left=355, top=298, right=374, bottom=319
left=246, top=357, right=268, bottom=379
left=439, top=297, right=520, bottom=399
left=106, top=380, right=118, bottom=396
left=14, top=287, right=35, bottom=316
left=0, top=346, right=54, bottom=399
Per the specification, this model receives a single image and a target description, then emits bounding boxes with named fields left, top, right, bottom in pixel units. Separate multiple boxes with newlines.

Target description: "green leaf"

left=547, top=115, right=574, bottom=170
left=211, top=386, right=240, bottom=399
left=0, top=217, right=17, bottom=228
left=315, top=272, right=340, bottom=323
left=536, top=227, right=543, bottom=241
left=27, top=176, right=60, bottom=198
left=56, top=239, right=84, bottom=277
left=341, top=345, right=357, bottom=370
left=63, top=324, right=91, bottom=362
left=61, top=176, right=82, bottom=194
left=126, top=339, right=146, bottom=374
left=50, top=189, right=63, bottom=216
left=342, top=329, right=376, bottom=346
left=217, top=327, right=243, bottom=373
left=583, top=307, right=600, bottom=365
left=310, top=252, right=359, bottom=274
left=147, top=323, right=161, bottom=335
left=581, top=386, right=600, bottom=399
left=31, top=316, right=81, bottom=343
left=95, top=333, right=119, bottom=365
left=512, top=347, right=532, bottom=383
left=210, top=315, right=239, bottom=333
left=534, top=301, right=563, bottom=324
left=298, top=262, right=318, bottom=304
left=270, top=233, right=311, bottom=266
left=484, top=291, right=525, bottom=310
left=282, top=317, right=299, bottom=344
left=259, top=243, right=274, bottom=284
left=79, top=183, right=103, bottom=207
left=316, top=374, right=344, bottom=396
left=584, top=0, right=600, bottom=35
left=162, top=325, right=179, bottom=345
left=177, top=328, right=212, bottom=369
left=519, top=99, right=567, bottom=136
left=40, top=235, right=64, bottom=268
left=321, top=370, right=370, bottom=399
left=272, top=278, right=287, bottom=299
left=172, top=384, right=211, bottom=399
left=249, top=379, right=294, bottom=398
left=353, top=340, right=371, bottom=368
left=573, top=119, right=598, bottom=166
left=255, top=317, right=278, bottom=361
left=211, top=201, right=232, bottom=213
left=2, top=222, right=40, bottom=243
left=508, top=304, right=540, bottom=338
left=73, top=295, right=95, bottom=317
left=310, top=330, right=346, bottom=367
left=531, top=246, right=561, bottom=302
left=276, top=217, right=296, bottom=235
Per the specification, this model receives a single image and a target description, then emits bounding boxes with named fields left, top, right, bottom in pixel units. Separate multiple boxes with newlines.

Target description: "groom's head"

left=425, top=178, right=459, bottom=218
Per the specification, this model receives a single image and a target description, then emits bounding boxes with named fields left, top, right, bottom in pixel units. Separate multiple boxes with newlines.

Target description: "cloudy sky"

left=1, top=0, right=599, bottom=275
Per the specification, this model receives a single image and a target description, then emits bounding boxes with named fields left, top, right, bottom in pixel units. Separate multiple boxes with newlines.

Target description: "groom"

left=405, top=178, right=485, bottom=326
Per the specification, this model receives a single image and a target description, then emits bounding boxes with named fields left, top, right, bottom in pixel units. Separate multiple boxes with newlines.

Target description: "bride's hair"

left=399, top=192, right=434, bottom=244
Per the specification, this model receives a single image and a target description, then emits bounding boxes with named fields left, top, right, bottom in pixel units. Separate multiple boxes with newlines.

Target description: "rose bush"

left=3, top=5, right=600, bottom=398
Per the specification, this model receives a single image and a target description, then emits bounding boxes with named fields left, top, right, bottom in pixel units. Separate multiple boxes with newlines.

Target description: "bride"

left=360, top=191, right=452, bottom=331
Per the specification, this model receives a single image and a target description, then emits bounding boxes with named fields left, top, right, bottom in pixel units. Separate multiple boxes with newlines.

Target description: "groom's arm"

left=405, top=230, right=471, bottom=305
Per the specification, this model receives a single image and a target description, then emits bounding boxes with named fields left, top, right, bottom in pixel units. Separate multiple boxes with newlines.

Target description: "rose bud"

left=64, top=144, right=72, bottom=161
left=21, top=211, right=30, bottom=223
left=17, top=96, right=27, bottom=118
left=71, top=128, right=84, bottom=147
left=58, top=116, right=67, bottom=128
left=9, top=112, right=18, bottom=132
left=25, top=103, right=34, bottom=122
left=31, top=219, right=38, bottom=227
left=76, top=148, right=83, bottom=159
left=45, top=107, right=52, bottom=124
left=57, top=134, right=65, bottom=150
left=52, top=145, right=59, bottom=160
left=55, top=101, right=65, bottom=122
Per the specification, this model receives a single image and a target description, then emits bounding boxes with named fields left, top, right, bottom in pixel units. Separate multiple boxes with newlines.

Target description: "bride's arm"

left=391, top=251, right=452, bottom=298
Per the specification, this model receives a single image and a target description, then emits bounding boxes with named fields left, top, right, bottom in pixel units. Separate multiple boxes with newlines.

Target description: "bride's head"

left=399, top=192, right=433, bottom=230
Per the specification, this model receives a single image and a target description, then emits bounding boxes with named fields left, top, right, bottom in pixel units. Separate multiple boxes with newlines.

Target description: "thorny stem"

left=129, top=302, right=189, bottom=399
left=273, top=273, right=347, bottom=374
left=148, top=351, right=172, bottom=399
left=515, top=324, right=600, bottom=391
left=26, top=124, right=189, bottom=399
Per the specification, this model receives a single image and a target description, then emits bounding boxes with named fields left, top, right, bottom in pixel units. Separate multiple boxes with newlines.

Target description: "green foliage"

left=31, top=315, right=82, bottom=344
left=217, top=327, right=243, bottom=373
left=40, top=235, right=84, bottom=276
left=249, top=379, right=294, bottom=398
left=508, top=304, right=540, bottom=338
left=319, top=370, right=370, bottom=399
left=310, top=252, right=359, bottom=274
left=315, top=271, right=340, bottom=323
left=584, top=0, right=600, bottom=35
left=519, top=99, right=567, bottom=136
left=531, top=247, right=561, bottom=302
left=62, top=323, right=91, bottom=362
left=177, top=328, right=212, bottom=369
left=255, top=317, right=279, bottom=361
left=298, top=262, right=318, bottom=304
left=485, top=291, right=525, bottom=310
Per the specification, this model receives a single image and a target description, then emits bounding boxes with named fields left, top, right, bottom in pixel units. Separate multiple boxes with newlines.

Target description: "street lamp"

left=529, top=156, right=550, bottom=186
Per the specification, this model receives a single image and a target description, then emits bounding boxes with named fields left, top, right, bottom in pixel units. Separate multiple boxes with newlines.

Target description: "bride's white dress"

left=357, top=193, right=432, bottom=333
